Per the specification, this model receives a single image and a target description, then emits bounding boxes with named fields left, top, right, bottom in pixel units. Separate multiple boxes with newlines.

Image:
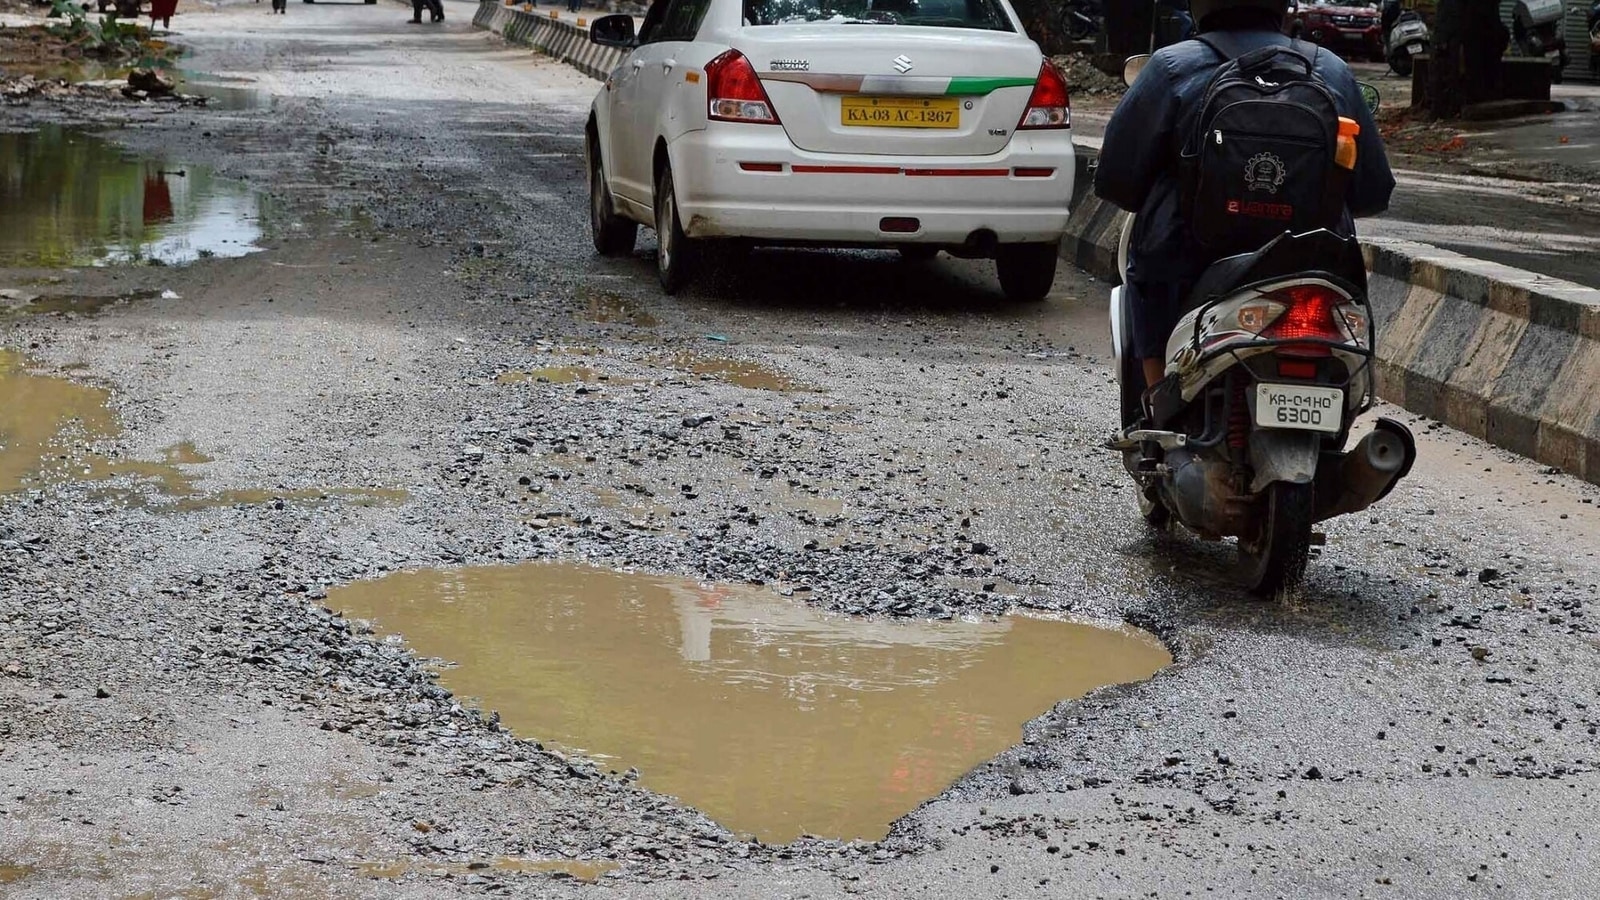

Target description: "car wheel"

left=995, top=243, right=1058, bottom=303
left=897, top=245, right=939, bottom=263
left=654, top=165, right=696, bottom=295
left=588, top=138, right=637, bottom=258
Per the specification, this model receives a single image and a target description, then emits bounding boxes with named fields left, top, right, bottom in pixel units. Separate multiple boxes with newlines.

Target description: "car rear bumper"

left=667, top=125, right=1075, bottom=245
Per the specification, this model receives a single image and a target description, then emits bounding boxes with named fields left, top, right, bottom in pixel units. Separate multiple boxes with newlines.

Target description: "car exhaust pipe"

left=1314, top=418, right=1417, bottom=523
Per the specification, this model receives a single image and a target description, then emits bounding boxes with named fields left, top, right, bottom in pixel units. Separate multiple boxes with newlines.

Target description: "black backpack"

left=1180, top=34, right=1348, bottom=256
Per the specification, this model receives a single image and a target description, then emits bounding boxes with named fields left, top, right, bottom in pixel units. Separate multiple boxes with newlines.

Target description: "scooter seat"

left=1185, top=228, right=1365, bottom=313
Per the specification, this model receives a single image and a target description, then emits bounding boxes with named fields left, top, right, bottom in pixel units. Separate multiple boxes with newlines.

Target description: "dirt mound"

left=1053, top=52, right=1125, bottom=99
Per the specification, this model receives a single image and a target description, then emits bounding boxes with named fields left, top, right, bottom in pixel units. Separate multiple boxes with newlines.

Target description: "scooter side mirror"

left=1123, top=54, right=1151, bottom=87
left=1358, top=82, right=1380, bottom=114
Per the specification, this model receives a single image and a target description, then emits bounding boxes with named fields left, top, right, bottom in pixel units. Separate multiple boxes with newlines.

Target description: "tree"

left=1426, top=0, right=1509, bottom=118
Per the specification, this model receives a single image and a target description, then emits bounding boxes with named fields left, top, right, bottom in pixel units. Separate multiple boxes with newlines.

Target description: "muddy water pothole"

left=327, top=562, right=1169, bottom=844
left=0, top=349, right=404, bottom=507
left=653, top=352, right=808, bottom=392
left=0, top=125, right=264, bottom=268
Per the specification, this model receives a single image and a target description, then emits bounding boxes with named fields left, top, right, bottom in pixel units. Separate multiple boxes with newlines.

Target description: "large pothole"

left=328, top=561, right=1170, bottom=844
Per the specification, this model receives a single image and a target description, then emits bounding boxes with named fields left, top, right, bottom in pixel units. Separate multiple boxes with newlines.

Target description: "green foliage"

left=45, top=0, right=163, bottom=57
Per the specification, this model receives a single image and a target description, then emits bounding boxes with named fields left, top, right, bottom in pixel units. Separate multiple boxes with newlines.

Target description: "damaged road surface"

left=3, top=2, right=1600, bottom=898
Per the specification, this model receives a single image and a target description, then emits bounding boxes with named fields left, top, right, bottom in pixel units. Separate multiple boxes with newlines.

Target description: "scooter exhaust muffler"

left=1315, top=418, right=1417, bottom=523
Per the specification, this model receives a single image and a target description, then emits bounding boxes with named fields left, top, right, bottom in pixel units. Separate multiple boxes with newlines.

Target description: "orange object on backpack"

left=1335, top=117, right=1361, bottom=170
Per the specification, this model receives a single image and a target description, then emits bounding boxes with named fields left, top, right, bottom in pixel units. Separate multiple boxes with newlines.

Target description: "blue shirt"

left=1094, top=29, right=1395, bottom=294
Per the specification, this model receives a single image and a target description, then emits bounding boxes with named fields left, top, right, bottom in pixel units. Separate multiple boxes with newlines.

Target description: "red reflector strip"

left=880, top=217, right=920, bottom=233
left=902, top=168, right=1009, bottom=177
left=1277, top=360, right=1319, bottom=379
left=1012, top=167, right=1056, bottom=178
left=791, top=164, right=900, bottom=175
left=739, top=162, right=784, bottom=172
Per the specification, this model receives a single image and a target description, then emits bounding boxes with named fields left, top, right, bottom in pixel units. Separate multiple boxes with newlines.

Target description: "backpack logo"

left=1244, top=152, right=1287, bottom=194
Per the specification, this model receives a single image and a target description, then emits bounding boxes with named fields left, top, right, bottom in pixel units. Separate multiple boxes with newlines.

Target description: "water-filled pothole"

left=0, top=349, right=403, bottom=507
left=0, top=125, right=264, bottom=268
left=654, top=352, right=806, bottom=392
left=327, top=562, right=1169, bottom=843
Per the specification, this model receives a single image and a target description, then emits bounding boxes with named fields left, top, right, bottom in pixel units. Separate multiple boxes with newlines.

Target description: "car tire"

left=588, top=138, right=637, bottom=258
left=654, top=165, right=696, bottom=295
left=995, top=243, right=1057, bottom=303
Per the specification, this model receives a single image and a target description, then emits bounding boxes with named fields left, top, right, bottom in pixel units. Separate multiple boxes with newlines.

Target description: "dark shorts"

left=1127, top=277, right=1191, bottom=360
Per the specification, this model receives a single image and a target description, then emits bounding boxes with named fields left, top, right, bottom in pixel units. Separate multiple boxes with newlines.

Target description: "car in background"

left=1284, top=0, right=1386, bottom=61
left=583, top=0, right=1075, bottom=301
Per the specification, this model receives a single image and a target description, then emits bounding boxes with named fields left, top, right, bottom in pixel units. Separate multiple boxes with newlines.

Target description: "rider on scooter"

left=1094, top=0, right=1395, bottom=411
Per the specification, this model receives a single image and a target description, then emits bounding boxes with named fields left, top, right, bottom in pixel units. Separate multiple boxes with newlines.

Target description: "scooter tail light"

left=706, top=50, right=780, bottom=125
left=1262, top=284, right=1346, bottom=342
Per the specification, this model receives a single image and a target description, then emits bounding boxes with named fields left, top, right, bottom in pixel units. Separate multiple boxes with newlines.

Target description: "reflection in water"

left=0, top=125, right=264, bottom=267
left=329, top=563, right=1169, bottom=843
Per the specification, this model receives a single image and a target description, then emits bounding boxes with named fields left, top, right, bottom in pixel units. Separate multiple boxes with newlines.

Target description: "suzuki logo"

left=892, top=54, right=913, bottom=73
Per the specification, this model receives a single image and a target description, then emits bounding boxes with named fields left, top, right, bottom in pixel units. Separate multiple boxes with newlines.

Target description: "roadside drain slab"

left=328, top=561, right=1169, bottom=843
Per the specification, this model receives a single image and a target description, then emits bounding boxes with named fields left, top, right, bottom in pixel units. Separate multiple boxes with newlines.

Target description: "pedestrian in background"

left=149, top=0, right=176, bottom=29
left=567, top=0, right=580, bottom=14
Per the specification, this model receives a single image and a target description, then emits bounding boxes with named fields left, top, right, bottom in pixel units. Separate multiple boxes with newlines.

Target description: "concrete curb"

left=473, top=0, right=624, bottom=82
left=1063, top=146, right=1600, bottom=486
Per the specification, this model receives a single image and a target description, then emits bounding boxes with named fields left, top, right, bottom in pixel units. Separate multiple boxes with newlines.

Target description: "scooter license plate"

left=1407, top=42, right=1423, bottom=54
left=1255, top=383, right=1343, bottom=433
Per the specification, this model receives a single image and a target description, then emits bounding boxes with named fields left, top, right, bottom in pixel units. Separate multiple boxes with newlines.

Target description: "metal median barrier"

left=472, top=0, right=626, bottom=81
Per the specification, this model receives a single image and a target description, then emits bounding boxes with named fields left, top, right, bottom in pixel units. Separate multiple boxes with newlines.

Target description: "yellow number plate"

left=840, top=96, right=960, bottom=129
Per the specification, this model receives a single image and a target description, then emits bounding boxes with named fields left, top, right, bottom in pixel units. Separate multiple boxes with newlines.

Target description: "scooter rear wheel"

left=1237, top=481, right=1313, bottom=596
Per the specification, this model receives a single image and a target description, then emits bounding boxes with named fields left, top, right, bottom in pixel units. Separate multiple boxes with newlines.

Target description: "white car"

left=585, top=0, right=1076, bottom=300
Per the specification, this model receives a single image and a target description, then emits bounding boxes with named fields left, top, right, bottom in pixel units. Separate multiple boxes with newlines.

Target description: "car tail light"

left=706, top=51, right=779, bottom=125
left=1017, top=61, right=1070, bottom=130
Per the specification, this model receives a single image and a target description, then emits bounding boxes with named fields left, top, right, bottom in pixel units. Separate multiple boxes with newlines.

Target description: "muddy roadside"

left=4, top=4, right=1600, bottom=899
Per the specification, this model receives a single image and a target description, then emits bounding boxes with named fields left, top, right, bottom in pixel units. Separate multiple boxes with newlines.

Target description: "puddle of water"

left=358, top=857, right=615, bottom=882
left=654, top=352, right=805, bottom=392
left=579, top=289, right=657, bottom=328
left=172, top=72, right=274, bottom=111
left=0, top=125, right=265, bottom=268
left=0, top=349, right=404, bottom=507
left=327, top=562, right=1169, bottom=843
left=0, top=863, right=34, bottom=883
left=0, top=288, right=164, bottom=318
left=0, top=349, right=118, bottom=494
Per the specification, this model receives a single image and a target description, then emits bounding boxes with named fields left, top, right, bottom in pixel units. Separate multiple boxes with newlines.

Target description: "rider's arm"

left=1094, top=54, right=1179, bottom=214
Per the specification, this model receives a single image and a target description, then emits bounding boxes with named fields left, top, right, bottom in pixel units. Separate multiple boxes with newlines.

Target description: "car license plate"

left=1255, top=383, right=1343, bottom=433
left=841, top=96, right=960, bottom=129
left=1407, top=42, right=1423, bottom=54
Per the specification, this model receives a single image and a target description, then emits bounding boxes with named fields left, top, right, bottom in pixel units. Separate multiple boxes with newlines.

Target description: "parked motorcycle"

left=1107, top=58, right=1415, bottom=595
left=1059, top=0, right=1102, bottom=42
left=1385, top=9, right=1429, bottom=77
left=1590, top=16, right=1599, bottom=77
left=1513, top=0, right=1568, bottom=84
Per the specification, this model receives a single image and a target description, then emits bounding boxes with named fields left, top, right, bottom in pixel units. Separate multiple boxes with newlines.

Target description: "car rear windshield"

left=744, top=0, right=1015, bottom=31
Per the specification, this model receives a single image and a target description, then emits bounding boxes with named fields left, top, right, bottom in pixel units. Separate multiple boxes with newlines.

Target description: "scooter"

left=1513, top=0, right=1568, bottom=84
left=1385, top=9, right=1429, bottom=77
left=1107, top=58, right=1416, bottom=595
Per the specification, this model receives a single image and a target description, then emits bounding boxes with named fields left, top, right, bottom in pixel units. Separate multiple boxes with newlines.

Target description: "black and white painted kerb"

left=472, top=1, right=627, bottom=81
